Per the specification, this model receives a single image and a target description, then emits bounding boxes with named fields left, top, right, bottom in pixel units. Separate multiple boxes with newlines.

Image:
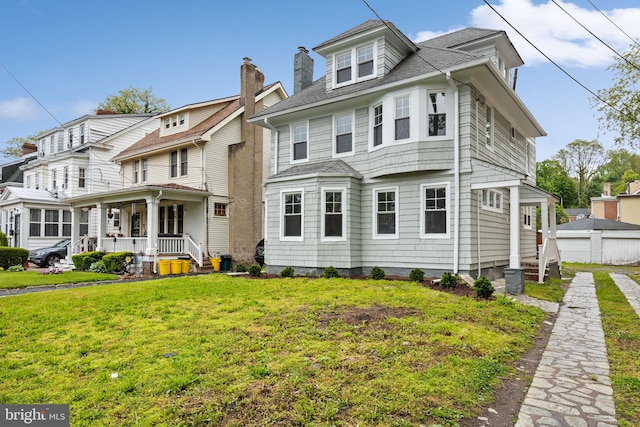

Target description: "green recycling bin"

left=220, top=254, right=232, bottom=271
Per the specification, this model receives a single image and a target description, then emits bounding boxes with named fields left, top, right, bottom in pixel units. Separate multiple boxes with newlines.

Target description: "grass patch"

left=524, top=277, right=566, bottom=303
left=593, top=272, right=640, bottom=427
left=0, top=275, right=545, bottom=426
left=0, top=271, right=118, bottom=289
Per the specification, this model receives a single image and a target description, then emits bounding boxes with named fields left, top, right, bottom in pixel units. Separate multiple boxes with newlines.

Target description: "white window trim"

left=523, top=206, right=533, bottom=230
left=332, top=112, right=355, bottom=158
left=372, top=187, right=399, bottom=240
left=333, top=41, right=377, bottom=89
left=421, top=182, right=451, bottom=239
left=290, top=122, right=309, bottom=164
left=280, top=188, right=304, bottom=242
left=321, top=187, right=347, bottom=242
left=369, top=103, right=384, bottom=151
left=485, top=105, right=495, bottom=152
left=481, top=188, right=503, bottom=213
left=427, top=89, right=449, bottom=140
left=394, top=94, right=411, bottom=142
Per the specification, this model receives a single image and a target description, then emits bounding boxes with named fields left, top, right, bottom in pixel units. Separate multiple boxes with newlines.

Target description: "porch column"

left=541, top=200, right=549, bottom=248
left=145, top=196, right=158, bottom=256
left=509, top=185, right=520, bottom=268
left=549, top=203, right=557, bottom=239
left=95, top=203, right=107, bottom=251
left=70, top=207, right=80, bottom=255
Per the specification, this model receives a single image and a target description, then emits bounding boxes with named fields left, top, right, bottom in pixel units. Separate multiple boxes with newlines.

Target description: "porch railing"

left=103, top=237, right=148, bottom=254
left=184, top=234, right=203, bottom=267
left=538, top=236, right=561, bottom=283
left=158, top=237, right=184, bottom=254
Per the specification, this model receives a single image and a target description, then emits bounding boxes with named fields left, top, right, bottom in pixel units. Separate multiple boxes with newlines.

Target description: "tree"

left=594, top=43, right=640, bottom=148
left=96, top=86, right=170, bottom=114
left=553, top=139, right=605, bottom=207
left=614, top=169, right=640, bottom=194
left=1, top=134, right=38, bottom=159
left=536, top=159, right=578, bottom=208
left=593, top=148, right=640, bottom=195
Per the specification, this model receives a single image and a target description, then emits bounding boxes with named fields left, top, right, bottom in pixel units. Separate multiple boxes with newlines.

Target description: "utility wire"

left=0, top=60, right=66, bottom=130
left=586, top=0, right=640, bottom=49
left=550, top=0, right=640, bottom=72
left=481, top=0, right=632, bottom=122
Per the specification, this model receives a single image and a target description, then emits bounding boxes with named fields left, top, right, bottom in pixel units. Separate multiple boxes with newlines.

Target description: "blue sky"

left=2, top=0, right=640, bottom=162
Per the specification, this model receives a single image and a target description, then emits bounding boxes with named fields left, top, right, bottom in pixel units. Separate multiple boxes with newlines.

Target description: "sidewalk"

left=610, top=272, right=640, bottom=318
left=514, top=272, right=617, bottom=426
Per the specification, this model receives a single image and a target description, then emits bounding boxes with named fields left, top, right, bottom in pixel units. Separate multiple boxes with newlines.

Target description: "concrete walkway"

left=515, top=272, right=617, bottom=427
left=610, top=272, right=640, bottom=318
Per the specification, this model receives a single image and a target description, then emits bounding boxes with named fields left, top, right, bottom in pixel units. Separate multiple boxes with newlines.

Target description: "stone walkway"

left=610, top=273, right=640, bottom=318
left=514, top=272, right=617, bottom=427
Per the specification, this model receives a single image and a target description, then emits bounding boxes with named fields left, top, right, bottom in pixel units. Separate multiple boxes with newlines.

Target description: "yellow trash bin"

left=170, top=260, right=182, bottom=275
left=181, top=259, right=190, bottom=274
left=158, top=260, right=171, bottom=276
left=210, top=257, right=221, bottom=271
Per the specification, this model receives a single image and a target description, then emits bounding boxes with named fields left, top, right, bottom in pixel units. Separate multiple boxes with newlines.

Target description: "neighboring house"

left=64, top=59, right=287, bottom=271
left=557, top=218, right=640, bottom=265
left=565, top=208, right=590, bottom=222
left=590, top=196, right=618, bottom=221
left=0, top=143, right=37, bottom=193
left=0, top=113, right=157, bottom=251
left=617, top=180, right=640, bottom=226
left=250, top=20, right=559, bottom=289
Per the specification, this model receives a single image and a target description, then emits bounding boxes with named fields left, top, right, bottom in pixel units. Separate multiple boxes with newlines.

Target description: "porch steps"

left=522, top=259, right=560, bottom=282
left=196, top=257, right=215, bottom=274
left=55, top=258, right=76, bottom=271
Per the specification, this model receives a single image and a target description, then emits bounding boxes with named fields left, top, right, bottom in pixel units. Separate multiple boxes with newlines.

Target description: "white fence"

left=556, top=230, right=640, bottom=265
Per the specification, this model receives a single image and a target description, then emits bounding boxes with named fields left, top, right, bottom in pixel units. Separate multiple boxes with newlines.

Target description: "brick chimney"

left=21, top=142, right=37, bottom=157
left=294, top=47, right=314, bottom=94
left=229, top=58, right=266, bottom=264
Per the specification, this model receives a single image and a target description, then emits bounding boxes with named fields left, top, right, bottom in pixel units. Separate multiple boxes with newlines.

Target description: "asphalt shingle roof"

left=557, top=218, right=640, bottom=231
left=268, top=159, right=362, bottom=181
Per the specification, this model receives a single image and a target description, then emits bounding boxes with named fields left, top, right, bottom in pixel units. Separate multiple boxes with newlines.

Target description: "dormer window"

left=333, top=42, right=376, bottom=88
left=179, top=114, right=185, bottom=126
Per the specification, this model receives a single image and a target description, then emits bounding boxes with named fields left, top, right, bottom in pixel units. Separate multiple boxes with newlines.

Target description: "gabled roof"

left=557, top=218, right=640, bottom=231
left=313, top=19, right=416, bottom=55
left=37, top=113, right=156, bottom=138
left=267, top=159, right=362, bottom=183
left=0, top=187, right=60, bottom=204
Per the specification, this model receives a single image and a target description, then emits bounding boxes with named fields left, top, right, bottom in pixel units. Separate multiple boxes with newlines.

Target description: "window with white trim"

left=374, top=188, right=398, bottom=238
left=51, top=169, right=57, bottom=190
left=44, top=209, right=59, bottom=236
left=357, top=45, right=374, bottom=78
left=485, top=105, right=494, bottom=148
left=180, top=148, right=188, bottom=175
left=142, top=158, right=148, bottom=182
left=373, top=104, right=383, bottom=147
left=165, top=118, right=170, bottom=129
left=179, top=114, right=185, bottom=126
left=395, top=96, right=410, bottom=140
left=428, top=92, right=446, bottom=137
left=282, top=191, right=303, bottom=239
left=79, top=124, right=85, bottom=144
left=170, top=151, right=178, bottom=178
left=68, top=127, right=73, bottom=147
left=133, top=160, right=140, bottom=183
left=78, top=168, right=85, bottom=188
left=63, top=211, right=71, bottom=236
left=481, top=188, right=503, bottom=213
left=57, top=131, right=64, bottom=151
left=79, top=210, right=89, bottom=236
left=523, top=206, right=533, bottom=229
left=334, top=113, right=353, bottom=155
left=29, top=209, right=41, bottom=237
left=334, top=43, right=376, bottom=87
left=322, top=189, right=345, bottom=240
left=291, top=123, right=308, bottom=162
left=422, top=184, right=448, bottom=237
left=63, top=166, right=69, bottom=189
left=49, top=136, right=55, bottom=154
left=336, top=51, right=352, bottom=84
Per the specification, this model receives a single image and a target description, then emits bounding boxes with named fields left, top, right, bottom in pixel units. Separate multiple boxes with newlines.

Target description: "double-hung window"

left=51, top=169, right=57, bottom=190
left=164, top=118, right=171, bottom=129
left=180, top=148, right=188, bottom=176
left=142, top=158, right=148, bottom=182
left=395, top=96, right=410, bottom=140
left=322, top=189, right=345, bottom=240
left=44, top=209, right=59, bottom=237
left=335, top=114, right=353, bottom=155
left=422, top=184, right=448, bottom=237
left=291, top=123, right=308, bottom=162
left=282, top=190, right=303, bottom=240
left=78, top=168, right=86, bottom=188
left=485, top=105, right=494, bottom=148
left=170, top=151, right=178, bottom=178
left=336, top=51, right=352, bottom=84
left=68, top=128, right=73, bottom=147
left=133, top=160, right=140, bottom=183
left=374, top=188, right=398, bottom=238
left=373, top=104, right=383, bottom=147
left=79, top=124, right=85, bottom=144
left=62, top=211, right=71, bottom=236
left=523, top=206, right=533, bottom=229
left=428, top=92, right=447, bottom=136
left=481, top=188, right=503, bottom=213
left=57, top=131, right=64, bottom=151
left=63, top=166, right=69, bottom=189
left=49, top=136, right=55, bottom=154
left=357, top=45, right=374, bottom=78
left=29, top=209, right=41, bottom=237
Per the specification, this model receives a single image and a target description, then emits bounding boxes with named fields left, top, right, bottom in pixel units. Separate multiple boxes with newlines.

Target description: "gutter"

left=446, top=71, right=460, bottom=274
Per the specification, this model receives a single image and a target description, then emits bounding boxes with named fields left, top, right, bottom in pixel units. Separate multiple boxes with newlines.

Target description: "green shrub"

left=279, top=266, right=294, bottom=278
left=102, top=252, right=134, bottom=273
left=235, top=263, right=247, bottom=273
left=370, top=266, right=385, bottom=280
left=0, top=247, right=28, bottom=269
left=89, top=260, right=108, bottom=273
left=474, top=276, right=495, bottom=299
left=247, top=264, right=262, bottom=277
left=441, top=271, right=459, bottom=289
left=7, top=265, right=25, bottom=272
left=323, top=266, right=340, bottom=278
left=71, top=251, right=106, bottom=271
left=0, top=231, right=8, bottom=247
left=409, top=268, right=425, bottom=283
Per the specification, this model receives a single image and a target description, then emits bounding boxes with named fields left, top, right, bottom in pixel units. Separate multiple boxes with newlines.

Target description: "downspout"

left=446, top=72, right=460, bottom=274
left=477, top=190, right=481, bottom=279
left=153, top=190, right=163, bottom=274
left=192, top=138, right=208, bottom=259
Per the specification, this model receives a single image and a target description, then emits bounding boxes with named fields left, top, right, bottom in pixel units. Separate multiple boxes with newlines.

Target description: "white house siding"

left=205, top=119, right=241, bottom=196
left=379, top=37, right=406, bottom=76
left=84, top=117, right=149, bottom=145
left=207, top=196, right=230, bottom=256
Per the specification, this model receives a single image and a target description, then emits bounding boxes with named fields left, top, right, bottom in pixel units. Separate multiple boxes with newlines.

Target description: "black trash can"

left=220, top=254, right=232, bottom=271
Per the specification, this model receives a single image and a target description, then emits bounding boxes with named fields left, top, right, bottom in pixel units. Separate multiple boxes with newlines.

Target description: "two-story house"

left=250, top=20, right=559, bottom=290
left=65, top=59, right=286, bottom=272
left=0, top=113, right=157, bottom=253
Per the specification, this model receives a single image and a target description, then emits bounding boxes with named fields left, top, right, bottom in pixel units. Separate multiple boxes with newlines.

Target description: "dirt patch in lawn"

left=316, top=304, right=419, bottom=329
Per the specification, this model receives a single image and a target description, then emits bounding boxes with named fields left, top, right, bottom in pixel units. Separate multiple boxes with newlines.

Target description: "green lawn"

left=0, top=271, right=118, bottom=289
left=0, top=275, right=545, bottom=426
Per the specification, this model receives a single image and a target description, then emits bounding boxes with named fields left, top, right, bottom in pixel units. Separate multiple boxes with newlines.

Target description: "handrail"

left=538, top=235, right=561, bottom=283
left=184, top=234, right=203, bottom=267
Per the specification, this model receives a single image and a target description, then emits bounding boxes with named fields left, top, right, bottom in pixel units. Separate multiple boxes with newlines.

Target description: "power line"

left=586, top=0, right=640, bottom=49
left=0, top=60, right=66, bottom=130
left=550, top=0, right=640, bottom=73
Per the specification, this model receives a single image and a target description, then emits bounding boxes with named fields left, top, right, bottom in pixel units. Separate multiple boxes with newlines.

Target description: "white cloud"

left=0, top=97, right=40, bottom=121
left=70, top=99, right=97, bottom=116
left=469, top=0, right=640, bottom=67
